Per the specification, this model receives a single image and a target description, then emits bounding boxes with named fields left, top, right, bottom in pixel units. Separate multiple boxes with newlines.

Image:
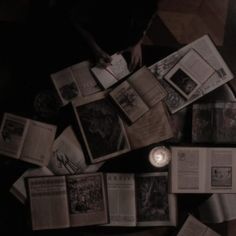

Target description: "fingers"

left=103, top=53, right=112, bottom=63
left=97, top=52, right=112, bottom=68
left=128, top=43, right=143, bottom=71
left=97, top=59, right=110, bottom=68
left=129, top=55, right=142, bottom=72
left=98, top=56, right=112, bottom=68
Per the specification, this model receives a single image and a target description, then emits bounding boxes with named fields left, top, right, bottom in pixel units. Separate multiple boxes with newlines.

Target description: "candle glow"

left=149, top=146, right=171, bottom=167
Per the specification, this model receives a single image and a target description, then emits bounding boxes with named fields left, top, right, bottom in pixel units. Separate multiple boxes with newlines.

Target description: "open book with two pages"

left=72, top=91, right=173, bottom=163
left=199, top=193, right=236, bottom=224
left=27, top=172, right=176, bottom=230
left=105, top=172, right=176, bottom=227
left=109, top=66, right=167, bottom=123
left=48, top=126, right=103, bottom=175
left=163, top=49, right=214, bottom=100
left=51, top=35, right=233, bottom=115
left=171, top=146, right=236, bottom=193
left=177, top=215, right=220, bottom=236
left=51, top=61, right=102, bottom=106
left=10, top=126, right=104, bottom=204
left=149, top=35, right=234, bottom=113
left=51, top=53, right=129, bottom=106
left=91, top=53, right=130, bottom=89
left=0, top=113, right=56, bottom=166
left=28, top=173, right=108, bottom=230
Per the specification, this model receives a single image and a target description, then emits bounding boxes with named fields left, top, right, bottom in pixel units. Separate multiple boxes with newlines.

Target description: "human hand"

left=93, top=46, right=112, bottom=68
left=129, top=40, right=142, bottom=71
left=119, top=40, right=143, bottom=71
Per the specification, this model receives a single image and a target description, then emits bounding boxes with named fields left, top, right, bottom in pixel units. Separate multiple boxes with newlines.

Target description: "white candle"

left=149, top=146, right=171, bottom=167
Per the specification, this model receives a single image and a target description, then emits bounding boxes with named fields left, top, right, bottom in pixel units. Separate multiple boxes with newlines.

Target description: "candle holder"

left=149, top=146, right=171, bottom=167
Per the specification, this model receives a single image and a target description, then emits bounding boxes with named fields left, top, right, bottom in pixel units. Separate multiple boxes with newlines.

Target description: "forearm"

left=73, top=23, right=100, bottom=52
left=72, top=22, right=111, bottom=66
left=142, top=12, right=156, bottom=37
left=131, top=7, right=157, bottom=46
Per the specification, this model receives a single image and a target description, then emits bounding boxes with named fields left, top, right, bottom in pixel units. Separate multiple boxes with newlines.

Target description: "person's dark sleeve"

left=130, top=1, right=158, bottom=41
left=67, top=0, right=96, bottom=31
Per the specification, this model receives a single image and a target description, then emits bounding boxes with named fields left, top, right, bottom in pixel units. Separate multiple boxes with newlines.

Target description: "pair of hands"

left=94, top=40, right=143, bottom=71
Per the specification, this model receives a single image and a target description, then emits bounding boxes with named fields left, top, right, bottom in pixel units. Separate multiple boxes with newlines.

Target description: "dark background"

left=1, top=0, right=236, bottom=235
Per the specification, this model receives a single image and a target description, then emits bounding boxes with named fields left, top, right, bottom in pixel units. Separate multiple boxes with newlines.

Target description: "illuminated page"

left=205, top=147, right=236, bottom=193
left=66, top=173, right=108, bottom=227
left=126, top=101, right=173, bottom=149
left=171, top=147, right=207, bottom=193
left=110, top=81, right=149, bottom=123
left=28, top=176, right=70, bottom=230
left=177, top=215, right=220, bottom=236
left=10, top=167, right=53, bottom=204
left=91, top=53, right=130, bottom=89
left=149, top=35, right=234, bottom=113
left=71, top=61, right=101, bottom=96
left=0, top=113, right=29, bottom=159
left=51, top=67, right=80, bottom=106
left=136, top=172, right=177, bottom=226
left=49, top=126, right=103, bottom=175
left=105, top=173, right=136, bottom=226
left=110, top=66, right=167, bottom=123
left=73, top=92, right=130, bottom=163
left=20, top=120, right=57, bottom=166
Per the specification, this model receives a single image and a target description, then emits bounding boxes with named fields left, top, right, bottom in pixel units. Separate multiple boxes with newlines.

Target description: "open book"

left=27, top=172, right=176, bottom=230
left=192, top=102, right=236, bottom=144
left=27, top=173, right=108, bottom=230
left=72, top=92, right=173, bottom=163
left=91, top=53, right=130, bottom=89
left=110, top=66, right=167, bottom=123
left=105, top=172, right=177, bottom=226
left=171, top=146, right=236, bottom=193
left=199, top=193, right=236, bottom=223
left=10, top=126, right=104, bottom=204
left=0, top=113, right=57, bottom=166
left=149, top=35, right=234, bottom=113
left=48, top=126, right=104, bottom=175
left=51, top=61, right=101, bottom=106
left=164, top=49, right=214, bottom=99
left=177, top=215, right=220, bottom=236
left=10, top=167, right=53, bottom=204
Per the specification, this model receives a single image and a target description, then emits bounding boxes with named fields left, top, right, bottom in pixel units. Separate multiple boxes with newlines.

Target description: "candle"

left=149, top=146, right=171, bottom=167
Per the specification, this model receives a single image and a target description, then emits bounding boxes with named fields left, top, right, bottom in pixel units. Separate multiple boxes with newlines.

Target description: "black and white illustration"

left=192, top=104, right=214, bottom=143
left=166, top=68, right=198, bottom=98
left=136, top=174, right=169, bottom=222
left=211, top=167, right=232, bottom=187
left=110, top=66, right=167, bottom=123
left=67, top=175, right=105, bottom=214
left=49, top=141, right=86, bottom=175
left=215, top=104, right=236, bottom=143
left=59, top=82, right=79, bottom=101
left=160, top=80, right=186, bottom=111
left=76, top=98, right=130, bottom=162
left=115, top=87, right=140, bottom=112
left=1, top=119, right=25, bottom=143
left=0, top=115, right=27, bottom=157
left=192, top=103, right=236, bottom=144
left=110, top=82, right=149, bottom=123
